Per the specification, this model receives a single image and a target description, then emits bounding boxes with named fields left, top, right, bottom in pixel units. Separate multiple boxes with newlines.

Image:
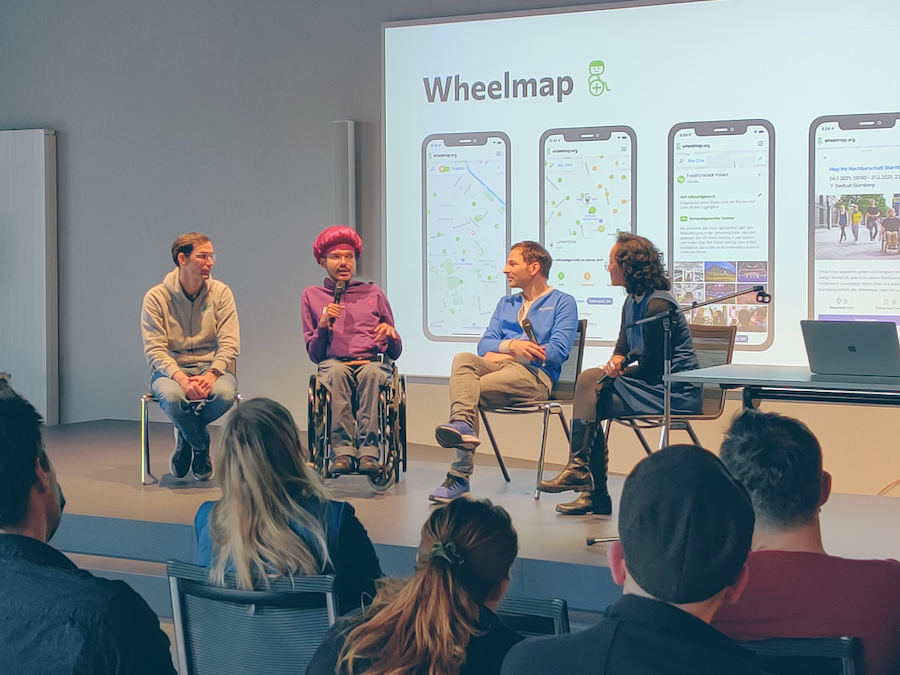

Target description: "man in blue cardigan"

left=429, top=241, right=578, bottom=502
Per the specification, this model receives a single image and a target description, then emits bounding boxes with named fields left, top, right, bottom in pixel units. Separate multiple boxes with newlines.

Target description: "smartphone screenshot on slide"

left=809, top=113, right=900, bottom=326
left=422, top=133, right=511, bottom=342
left=668, top=120, right=775, bottom=350
left=540, top=126, right=636, bottom=344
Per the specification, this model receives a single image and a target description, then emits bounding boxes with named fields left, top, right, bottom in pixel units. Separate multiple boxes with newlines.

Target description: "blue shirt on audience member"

left=0, top=533, right=177, bottom=675
left=194, top=497, right=382, bottom=614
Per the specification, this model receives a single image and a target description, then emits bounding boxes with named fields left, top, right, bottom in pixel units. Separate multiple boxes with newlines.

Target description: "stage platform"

left=44, top=420, right=900, bottom=623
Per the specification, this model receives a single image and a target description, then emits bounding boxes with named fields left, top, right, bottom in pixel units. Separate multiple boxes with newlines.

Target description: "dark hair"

left=171, top=232, right=211, bottom=266
left=0, top=380, right=49, bottom=528
left=720, top=409, right=822, bottom=528
left=337, top=498, right=518, bottom=675
left=613, top=232, right=669, bottom=295
left=511, top=240, right=552, bottom=278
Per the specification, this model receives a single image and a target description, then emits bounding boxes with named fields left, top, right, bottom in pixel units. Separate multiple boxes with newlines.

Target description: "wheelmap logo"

left=588, top=60, right=611, bottom=97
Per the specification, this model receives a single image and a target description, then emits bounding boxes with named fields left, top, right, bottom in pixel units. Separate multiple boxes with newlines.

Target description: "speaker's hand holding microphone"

left=318, top=280, right=347, bottom=330
left=520, top=318, right=546, bottom=366
left=597, top=348, right=641, bottom=384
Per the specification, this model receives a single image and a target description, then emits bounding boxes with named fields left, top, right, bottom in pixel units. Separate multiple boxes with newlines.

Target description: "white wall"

left=0, top=0, right=604, bottom=423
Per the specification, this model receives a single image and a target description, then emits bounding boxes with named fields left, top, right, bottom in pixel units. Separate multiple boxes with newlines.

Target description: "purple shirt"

left=301, top=278, right=402, bottom=363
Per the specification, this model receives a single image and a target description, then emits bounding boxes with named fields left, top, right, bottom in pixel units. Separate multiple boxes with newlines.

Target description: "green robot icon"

left=588, top=60, right=611, bottom=97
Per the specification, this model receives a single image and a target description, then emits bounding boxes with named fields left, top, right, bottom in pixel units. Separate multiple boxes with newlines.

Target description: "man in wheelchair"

left=301, top=226, right=402, bottom=476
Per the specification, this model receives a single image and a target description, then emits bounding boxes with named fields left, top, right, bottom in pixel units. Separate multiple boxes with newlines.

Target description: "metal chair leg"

left=534, top=406, right=552, bottom=500
left=140, top=394, right=157, bottom=485
left=479, top=409, right=511, bottom=482
left=684, top=421, right=701, bottom=446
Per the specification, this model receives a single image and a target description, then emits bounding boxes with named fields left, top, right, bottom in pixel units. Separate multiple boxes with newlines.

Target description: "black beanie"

left=618, top=444, right=755, bottom=604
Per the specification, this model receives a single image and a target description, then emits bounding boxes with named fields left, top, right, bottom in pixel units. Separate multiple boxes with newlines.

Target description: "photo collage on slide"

left=673, top=261, right=768, bottom=333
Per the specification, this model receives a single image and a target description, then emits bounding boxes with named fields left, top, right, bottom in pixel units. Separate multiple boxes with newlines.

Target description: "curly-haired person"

left=538, top=233, right=702, bottom=515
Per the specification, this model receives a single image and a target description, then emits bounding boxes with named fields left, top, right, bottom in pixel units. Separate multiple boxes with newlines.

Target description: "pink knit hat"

left=313, top=226, right=363, bottom=261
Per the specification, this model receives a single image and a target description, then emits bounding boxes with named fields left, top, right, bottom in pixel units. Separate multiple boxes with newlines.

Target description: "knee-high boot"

left=537, top=419, right=595, bottom=493
left=555, top=423, right=613, bottom=515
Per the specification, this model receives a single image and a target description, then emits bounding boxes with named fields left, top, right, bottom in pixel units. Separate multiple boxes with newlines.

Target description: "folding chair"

left=737, top=636, right=861, bottom=675
left=495, top=596, right=570, bottom=637
left=609, top=324, right=736, bottom=454
left=479, top=320, right=587, bottom=499
left=166, top=560, right=337, bottom=675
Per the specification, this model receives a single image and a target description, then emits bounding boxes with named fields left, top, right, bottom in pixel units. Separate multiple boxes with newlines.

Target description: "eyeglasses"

left=604, top=259, right=618, bottom=271
left=194, top=253, right=217, bottom=263
left=326, top=252, right=355, bottom=262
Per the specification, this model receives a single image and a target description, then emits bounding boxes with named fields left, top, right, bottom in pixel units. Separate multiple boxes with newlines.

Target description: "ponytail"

left=337, top=499, right=518, bottom=675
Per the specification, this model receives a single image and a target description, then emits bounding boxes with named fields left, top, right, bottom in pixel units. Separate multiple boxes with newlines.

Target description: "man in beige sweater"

left=141, top=233, right=240, bottom=481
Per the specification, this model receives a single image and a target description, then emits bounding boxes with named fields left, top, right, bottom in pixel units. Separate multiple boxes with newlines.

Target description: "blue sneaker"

left=429, top=474, right=470, bottom=503
left=435, top=420, right=480, bottom=451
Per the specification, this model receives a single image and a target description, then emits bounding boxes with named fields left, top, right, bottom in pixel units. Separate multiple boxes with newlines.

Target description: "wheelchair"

left=307, top=360, right=407, bottom=491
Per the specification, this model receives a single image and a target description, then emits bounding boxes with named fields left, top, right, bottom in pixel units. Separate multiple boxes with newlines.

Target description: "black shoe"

left=169, top=429, right=192, bottom=479
left=330, top=455, right=355, bottom=475
left=192, top=450, right=214, bottom=481
left=556, top=491, right=613, bottom=516
left=538, top=420, right=595, bottom=493
left=357, top=456, right=380, bottom=476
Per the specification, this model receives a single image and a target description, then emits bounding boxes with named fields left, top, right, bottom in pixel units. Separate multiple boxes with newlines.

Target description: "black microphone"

left=330, top=280, right=347, bottom=326
left=521, top=318, right=545, bottom=366
left=522, top=318, right=537, bottom=343
left=597, top=348, right=641, bottom=385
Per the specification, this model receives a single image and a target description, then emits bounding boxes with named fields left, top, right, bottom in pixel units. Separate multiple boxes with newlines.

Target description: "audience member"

left=194, top=397, right=382, bottom=612
left=141, top=232, right=240, bottom=481
left=307, top=498, right=522, bottom=675
left=713, top=409, right=900, bottom=675
left=501, top=445, right=762, bottom=674
left=0, top=379, right=176, bottom=675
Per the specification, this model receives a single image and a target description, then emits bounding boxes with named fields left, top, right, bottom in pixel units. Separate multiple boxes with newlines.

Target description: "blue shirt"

left=477, top=288, right=578, bottom=388
left=195, top=498, right=383, bottom=614
left=0, top=534, right=176, bottom=675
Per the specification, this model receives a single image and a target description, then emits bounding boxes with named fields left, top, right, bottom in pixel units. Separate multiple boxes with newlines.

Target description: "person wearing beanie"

left=301, top=226, right=401, bottom=476
left=713, top=409, right=900, bottom=675
left=141, top=232, right=240, bottom=481
left=500, top=445, right=763, bottom=675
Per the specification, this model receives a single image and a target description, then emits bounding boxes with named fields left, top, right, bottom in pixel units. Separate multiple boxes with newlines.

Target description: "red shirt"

left=712, top=550, right=900, bottom=675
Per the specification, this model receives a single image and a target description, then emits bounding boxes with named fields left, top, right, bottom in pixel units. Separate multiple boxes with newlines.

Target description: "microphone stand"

left=584, top=285, right=771, bottom=547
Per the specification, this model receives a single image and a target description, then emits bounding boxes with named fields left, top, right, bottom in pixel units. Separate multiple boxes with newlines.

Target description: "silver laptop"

left=801, top=320, right=900, bottom=377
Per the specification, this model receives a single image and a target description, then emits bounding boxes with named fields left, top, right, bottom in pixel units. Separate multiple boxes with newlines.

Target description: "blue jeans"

left=150, top=366, right=237, bottom=451
left=317, top=359, right=392, bottom=459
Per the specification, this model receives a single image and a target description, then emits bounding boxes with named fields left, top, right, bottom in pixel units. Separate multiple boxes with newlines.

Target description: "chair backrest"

left=495, top=596, right=570, bottom=637
left=687, top=323, right=737, bottom=416
left=737, top=637, right=862, bottom=675
left=166, top=560, right=337, bottom=675
left=551, top=319, right=587, bottom=401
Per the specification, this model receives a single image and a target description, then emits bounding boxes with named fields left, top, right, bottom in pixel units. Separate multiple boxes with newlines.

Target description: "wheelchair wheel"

left=320, top=391, right=332, bottom=479
left=368, top=389, right=396, bottom=492
left=307, top=375, right=318, bottom=463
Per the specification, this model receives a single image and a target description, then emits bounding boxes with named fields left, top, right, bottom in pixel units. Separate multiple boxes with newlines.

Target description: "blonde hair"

left=337, top=499, right=518, bottom=675
left=208, top=397, right=331, bottom=589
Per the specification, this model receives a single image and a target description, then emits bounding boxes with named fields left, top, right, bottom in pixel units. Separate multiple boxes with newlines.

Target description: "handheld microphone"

left=330, top=280, right=347, bottom=326
left=522, top=318, right=537, bottom=343
left=521, top=318, right=545, bottom=366
left=597, top=348, right=641, bottom=385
